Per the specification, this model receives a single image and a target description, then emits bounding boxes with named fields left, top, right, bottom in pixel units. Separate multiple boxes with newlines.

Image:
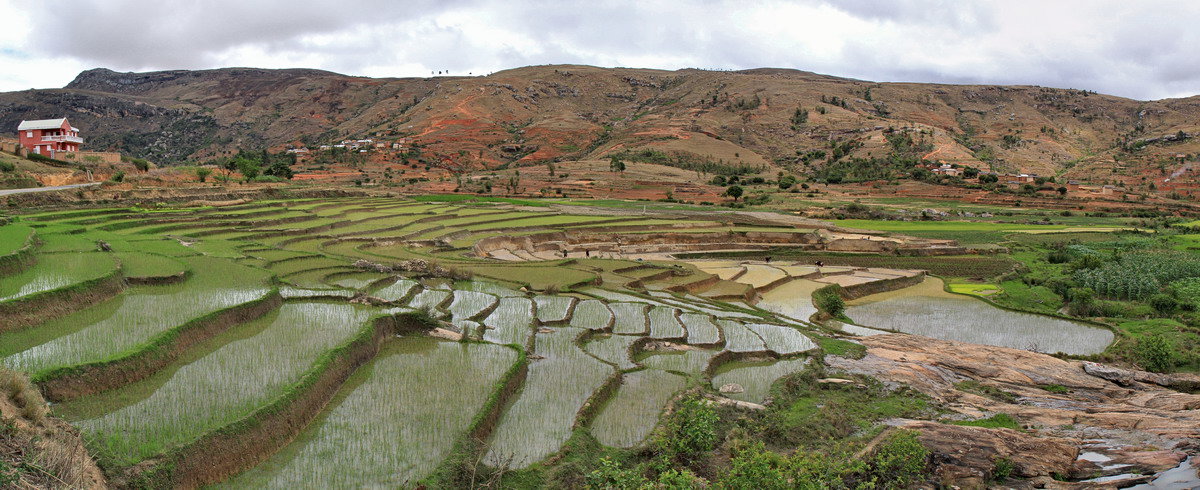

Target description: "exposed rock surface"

left=826, top=333, right=1200, bottom=487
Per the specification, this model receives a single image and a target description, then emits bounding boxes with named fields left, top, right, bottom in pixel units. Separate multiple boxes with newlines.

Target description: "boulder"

left=719, top=383, right=745, bottom=394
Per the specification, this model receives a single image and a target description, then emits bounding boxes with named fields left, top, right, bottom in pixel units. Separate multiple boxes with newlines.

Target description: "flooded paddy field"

left=844, top=278, right=1114, bottom=355
left=0, top=195, right=1136, bottom=486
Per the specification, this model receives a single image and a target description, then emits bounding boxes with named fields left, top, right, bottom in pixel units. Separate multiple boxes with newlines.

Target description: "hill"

left=1, top=65, right=1198, bottom=188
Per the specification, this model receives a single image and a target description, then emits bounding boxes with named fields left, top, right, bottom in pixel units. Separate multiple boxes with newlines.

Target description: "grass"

left=947, top=282, right=1000, bottom=296
left=950, top=413, right=1021, bottom=430
left=954, top=380, right=1017, bottom=403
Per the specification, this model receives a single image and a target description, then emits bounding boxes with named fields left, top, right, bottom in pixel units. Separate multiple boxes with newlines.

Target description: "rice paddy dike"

left=0, top=195, right=1179, bottom=488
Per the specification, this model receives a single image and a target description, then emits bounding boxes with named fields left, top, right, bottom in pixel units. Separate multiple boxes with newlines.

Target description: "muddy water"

left=843, top=278, right=1113, bottom=355
left=756, top=279, right=824, bottom=323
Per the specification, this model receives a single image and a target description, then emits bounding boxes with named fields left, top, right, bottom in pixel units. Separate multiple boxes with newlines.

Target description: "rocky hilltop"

left=1, top=65, right=1197, bottom=181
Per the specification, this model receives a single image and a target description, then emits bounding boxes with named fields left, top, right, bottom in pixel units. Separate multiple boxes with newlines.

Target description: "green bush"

left=1149, top=293, right=1178, bottom=314
left=656, top=394, right=717, bottom=464
left=1136, top=335, right=1175, bottom=373
left=992, top=457, right=1015, bottom=482
left=813, top=285, right=846, bottom=317
left=866, top=429, right=929, bottom=488
left=0, top=161, right=13, bottom=172
left=109, top=171, right=125, bottom=183
left=718, top=441, right=789, bottom=489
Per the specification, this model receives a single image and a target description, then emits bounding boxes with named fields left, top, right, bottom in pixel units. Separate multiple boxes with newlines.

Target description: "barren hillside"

left=1, top=65, right=1197, bottom=182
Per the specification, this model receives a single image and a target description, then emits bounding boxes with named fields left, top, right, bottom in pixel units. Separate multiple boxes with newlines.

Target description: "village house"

left=17, top=118, right=82, bottom=156
left=930, top=164, right=962, bottom=177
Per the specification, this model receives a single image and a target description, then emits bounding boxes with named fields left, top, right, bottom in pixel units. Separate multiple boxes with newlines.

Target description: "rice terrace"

left=3, top=2, right=1200, bottom=487
left=1, top=187, right=1198, bottom=488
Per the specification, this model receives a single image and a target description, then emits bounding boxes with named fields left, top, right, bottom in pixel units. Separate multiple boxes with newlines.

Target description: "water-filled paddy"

left=223, top=337, right=518, bottom=488
left=485, top=327, right=613, bottom=467
left=78, top=302, right=385, bottom=464
left=0, top=256, right=273, bottom=373
left=711, top=357, right=812, bottom=404
left=756, top=278, right=824, bottom=323
left=590, top=369, right=688, bottom=448
left=843, top=278, right=1113, bottom=355
left=0, top=252, right=116, bottom=302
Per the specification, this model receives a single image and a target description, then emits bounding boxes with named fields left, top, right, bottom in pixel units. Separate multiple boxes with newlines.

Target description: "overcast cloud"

left=0, top=0, right=1197, bottom=100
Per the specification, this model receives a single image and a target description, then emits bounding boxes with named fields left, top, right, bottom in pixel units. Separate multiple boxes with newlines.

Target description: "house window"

left=26, top=131, right=32, bottom=137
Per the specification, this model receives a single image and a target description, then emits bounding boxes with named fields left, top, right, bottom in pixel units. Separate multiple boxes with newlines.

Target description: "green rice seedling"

left=325, top=271, right=388, bottom=290
left=569, top=299, right=613, bottom=330
left=485, top=327, right=613, bottom=468
left=680, top=313, right=721, bottom=346
left=483, top=297, right=535, bottom=346
left=745, top=324, right=817, bottom=356
left=113, top=252, right=187, bottom=280
left=717, top=320, right=768, bottom=353
left=0, top=223, right=33, bottom=256
left=457, top=280, right=524, bottom=297
left=710, top=357, right=812, bottom=404
left=370, top=279, right=419, bottom=303
left=447, top=290, right=498, bottom=322
left=647, top=306, right=685, bottom=339
left=0, top=256, right=273, bottom=374
left=608, top=302, right=649, bottom=335
left=35, top=232, right=98, bottom=253
left=534, top=295, right=575, bottom=323
left=221, top=338, right=519, bottom=488
left=646, top=291, right=759, bottom=319
left=245, top=249, right=312, bottom=262
left=582, top=334, right=640, bottom=370
left=77, top=302, right=393, bottom=464
left=266, top=256, right=348, bottom=276
left=590, top=370, right=688, bottom=448
left=278, top=286, right=356, bottom=300
left=638, top=350, right=718, bottom=378
left=0, top=252, right=117, bottom=302
left=407, top=289, right=452, bottom=315
left=120, top=238, right=200, bottom=257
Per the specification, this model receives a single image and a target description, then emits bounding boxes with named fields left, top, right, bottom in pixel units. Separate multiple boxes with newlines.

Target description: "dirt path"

left=0, top=182, right=98, bottom=196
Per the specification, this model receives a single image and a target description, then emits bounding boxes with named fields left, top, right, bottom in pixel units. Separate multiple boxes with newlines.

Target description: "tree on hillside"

left=979, top=173, right=999, bottom=184
left=724, top=185, right=744, bottom=201
left=790, top=107, right=809, bottom=130
left=235, top=158, right=261, bottom=182
left=609, top=156, right=626, bottom=173
left=195, top=168, right=212, bottom=183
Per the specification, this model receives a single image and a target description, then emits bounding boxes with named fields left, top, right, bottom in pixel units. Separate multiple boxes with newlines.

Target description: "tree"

left=979, top=173, right=999, bottom=184
left=790, top=106, right=809, bottom=130
left=235, top=158, right=261, bottom=182
left=724, top=185, right=744, bottom=201
left=609, top=156, right=625, bottom=173
left=963, top=166, right=980, bottom=178
left=195, top=168, right=212, bottom=182
left=778, top=175, right=797, bottom=190
left=1057, top=186, right=1068, bottom=196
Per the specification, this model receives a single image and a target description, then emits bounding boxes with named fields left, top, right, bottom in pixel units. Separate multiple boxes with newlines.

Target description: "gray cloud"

left=4, top=0, right=1200, bottom=100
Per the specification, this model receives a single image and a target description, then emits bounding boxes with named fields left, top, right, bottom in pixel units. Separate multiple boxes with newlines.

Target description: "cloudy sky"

left=1, top=0, right=1197, bottom=100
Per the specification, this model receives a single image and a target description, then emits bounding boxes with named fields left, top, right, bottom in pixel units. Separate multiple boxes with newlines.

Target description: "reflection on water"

left=843, top=278, right=1113, bottom=355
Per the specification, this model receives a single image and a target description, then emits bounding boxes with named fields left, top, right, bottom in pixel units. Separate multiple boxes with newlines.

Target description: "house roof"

left=18, top=118, right=70, bottom=131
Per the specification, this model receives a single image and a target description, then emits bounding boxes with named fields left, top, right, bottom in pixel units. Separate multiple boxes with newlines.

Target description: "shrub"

left=195, top=168, right=212, bottom=182
left=0, top=160, right=13, bottom=172
left=866, top=429, right=928, bottom=488
left=656, top=394, right=717, bottom=464
left=1149, top=293, right=1178, bottom=314
left=718, top=441, right=789, bottom=489
left=813, top=285, right=846, bottom=318
left=992, top=457, right=1015, bottom=482
left=109, top=171, right=125, bottom=183
left=584, top=458, right=646, bottom=489
left=1137, top=336, right=1175, bottom=373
